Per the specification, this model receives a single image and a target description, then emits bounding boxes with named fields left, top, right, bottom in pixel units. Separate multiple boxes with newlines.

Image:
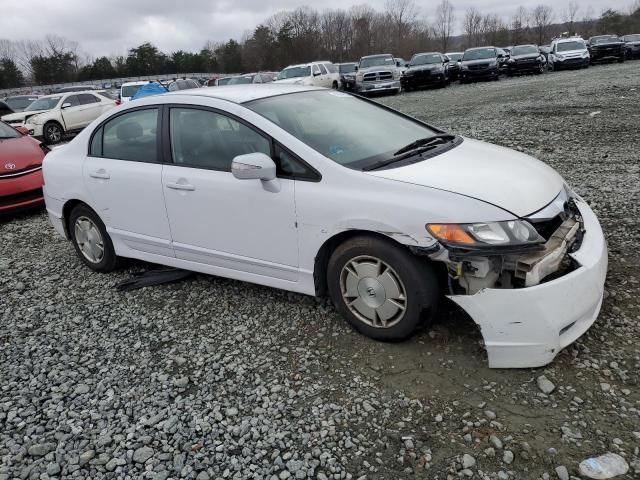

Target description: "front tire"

left=43, top=121, right=63, bottom=144
left=69, top=204, right=118, bottom=272
left=327, top=235, right=439, bottom=341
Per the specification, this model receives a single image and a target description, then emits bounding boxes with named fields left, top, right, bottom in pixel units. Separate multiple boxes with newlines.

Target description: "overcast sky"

left=0, top=0, right=619, bottom=58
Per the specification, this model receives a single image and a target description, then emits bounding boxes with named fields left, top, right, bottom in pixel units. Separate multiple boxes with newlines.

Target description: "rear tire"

left=43, top=121, right=63, bottom=145
left=327, top=235, right=439, bottom=341
left=68, top=204, right=118, bottom=272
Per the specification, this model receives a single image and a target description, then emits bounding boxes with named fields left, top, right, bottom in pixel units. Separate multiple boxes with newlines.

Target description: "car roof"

left=361, top=54, right=393, bottom=58
left=166, top=84, right=323, bottom=104
left=122, top=81, right=149, bottom=87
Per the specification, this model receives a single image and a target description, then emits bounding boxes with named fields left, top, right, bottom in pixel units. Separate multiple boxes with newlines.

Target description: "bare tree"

left=510, top=7, right=531, bottom=44
left=433, top=0, right=455, bottom=52
left=463, top=7, right=483, bottom=47
left=562, top=1, right=580, bottom=35
left=384, top=0, right=419, bottom=54
left=532, top=4, right=554, bottom=45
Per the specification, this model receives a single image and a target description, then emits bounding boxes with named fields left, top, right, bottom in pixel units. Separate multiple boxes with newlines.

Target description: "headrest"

left=116, top=122, right=143, bottom=141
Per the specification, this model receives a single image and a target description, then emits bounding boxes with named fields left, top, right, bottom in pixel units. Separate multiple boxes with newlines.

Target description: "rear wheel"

left=68, top=204, right=118, bottom=272
left=327, top=235, right=439, bottom=340
left=43, top=121, right=63, bottom=144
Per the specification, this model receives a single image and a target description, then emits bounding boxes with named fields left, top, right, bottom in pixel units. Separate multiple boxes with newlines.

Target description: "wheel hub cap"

left=340, top=256, right=407, bottom=328
left=74, top=216, right=104, bottom=264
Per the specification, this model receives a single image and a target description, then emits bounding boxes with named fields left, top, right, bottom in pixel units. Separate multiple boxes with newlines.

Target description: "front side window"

left=247, top=90, right=438, bottom=170
left=64, top=95, right=80, bottom=107
left=324, top=63, right=338, bottom=73
left=312, top=65, right=321, bottom=75
left=99, top=108, right=158, bottom=162
left=169, top=108, right=270, bottom=171
left=318, top=64, right=328, bottom=75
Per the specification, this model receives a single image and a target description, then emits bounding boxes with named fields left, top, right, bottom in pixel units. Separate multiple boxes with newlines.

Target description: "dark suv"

left=459, top=47, right=502, bottom=83
left=507, top=45, right=546, bottom=75
left=401, top=52, right=449, bottom=90
left=622, top=34, right=640, bottom=59
left=587, top=35, right=625, bottom=64
left=337, top=63, right=358, bottom=91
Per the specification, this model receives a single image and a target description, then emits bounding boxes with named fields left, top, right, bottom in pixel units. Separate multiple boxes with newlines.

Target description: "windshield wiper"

left=393, top=134, right=456, bottom=156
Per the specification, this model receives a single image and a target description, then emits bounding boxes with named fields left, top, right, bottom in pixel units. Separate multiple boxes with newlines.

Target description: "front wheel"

left=327, top=235, right=439, bottom=340
left=43, top=122, right=63, bottom=144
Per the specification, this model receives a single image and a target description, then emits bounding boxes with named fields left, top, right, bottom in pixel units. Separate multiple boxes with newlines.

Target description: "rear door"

left=83, top=107, right=174, bottom=257
left=76, top=93, right=105, bottom=127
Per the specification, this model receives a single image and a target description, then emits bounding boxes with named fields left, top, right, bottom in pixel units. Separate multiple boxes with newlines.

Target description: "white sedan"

left=42, top=85, right=607, bottom=368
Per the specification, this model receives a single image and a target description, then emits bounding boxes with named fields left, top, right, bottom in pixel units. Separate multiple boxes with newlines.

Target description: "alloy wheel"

left=46, top=124, right=62, bottom=143
left=340, top=255, right=407, bottom=328
left=74, top=216, right=105, bottom=264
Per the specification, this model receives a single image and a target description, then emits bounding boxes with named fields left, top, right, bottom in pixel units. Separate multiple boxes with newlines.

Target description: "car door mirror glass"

left=61, top=102, right=72, bottom=109
left=231, top=153, right=276, bottom=181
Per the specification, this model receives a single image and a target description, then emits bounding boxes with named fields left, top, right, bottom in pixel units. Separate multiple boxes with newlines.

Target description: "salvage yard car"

left=0, top=120, right=49, bottom=213
left=275, top=62, right=340, bottom=89
left=42, top=85, right=607, bottom=369
left=459, top=47, right=502, bottom=83
left=401, top=52, right=450, bottom=90
left=622, top=34, right=640, bottom=59
left=506, top=44, right=546, bottom=75
left=587, top=35, right=626, bottom=64
left=355, top=54, right=402, bottom=95
left=23, top=91, right=117, bottom=144
left=548, top=37, right=590, bottom=70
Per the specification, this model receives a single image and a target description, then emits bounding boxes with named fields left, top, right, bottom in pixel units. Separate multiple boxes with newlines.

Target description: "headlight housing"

left=393, top=70, right=400, bottom=80
left=426, top=220, right=544, bottom=248
left=555, top=54, right=565, bottom=60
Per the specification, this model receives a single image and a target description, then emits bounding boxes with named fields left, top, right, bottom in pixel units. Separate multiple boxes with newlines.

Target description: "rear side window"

left=92, top=108, right=159, bottom=162
left=78, top=94, right=99, bottom=105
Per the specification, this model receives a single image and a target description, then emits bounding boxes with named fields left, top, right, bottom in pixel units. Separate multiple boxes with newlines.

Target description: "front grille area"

left=0, top=188, right=43, bottom=207
left=531, top=215, right=564, bottom=240
left=363, top=71, right=393, bottom=82
left=469, top=64, right=489, bottom=71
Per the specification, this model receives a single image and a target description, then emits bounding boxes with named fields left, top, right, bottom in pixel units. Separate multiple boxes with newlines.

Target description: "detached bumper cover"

left=448, top=199, right=607, bottom=368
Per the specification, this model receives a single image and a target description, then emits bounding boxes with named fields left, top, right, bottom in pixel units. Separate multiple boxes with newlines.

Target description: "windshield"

left=557, top=41, right=586, bottom=52
left=446, top=53, right=463, bottom=61
left=0, top=122, right=21, bottom=139
left=247, top=90, right=439, bottom=170
left=592, top=36, right=619, bottom=44
left=121, top=85, right=143, bottom=97
left=5, top=97, right=38, bottom=111
left=277, top=66, right=311, bottom=80
left=625, top=34, right=640, bottom=42
left=512, top=45, right=539, bottom=55
left=227, top=76, right=254, bottom=85
left=25, top=97, right=61, bottom=111
left=339, top=64, right=356, bottom=73
left=359, top=56, right=395, bottom=68
left=410, top=54, right=442, bottom=66
left=217, top=77, right=233, bottom=85
left=463, top=48, right=497, bottom=60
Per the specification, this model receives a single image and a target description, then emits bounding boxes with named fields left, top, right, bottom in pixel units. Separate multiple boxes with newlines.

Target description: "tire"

left=618, top=57, right=625, bottom=63
left=327, top=235, right=439, bottom=341
left=332, top=81, right=339, bottom=89
left=68, top=204, right=118, bottom=272
left=43, top=121, right=64, bottom=145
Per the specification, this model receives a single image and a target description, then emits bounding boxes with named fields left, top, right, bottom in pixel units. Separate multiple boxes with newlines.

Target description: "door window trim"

left=87, top=105, right=162, bottom=163
left=162, top=104, right=321, bottom=182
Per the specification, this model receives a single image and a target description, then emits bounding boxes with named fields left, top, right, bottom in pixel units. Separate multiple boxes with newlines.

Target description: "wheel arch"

left=312, top=229, right=445, bottom=297
left=61, top=199, right=95, bottom=239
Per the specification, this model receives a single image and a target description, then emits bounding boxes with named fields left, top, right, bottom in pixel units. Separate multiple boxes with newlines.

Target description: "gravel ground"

left=1, top=62, right=639, bottom=480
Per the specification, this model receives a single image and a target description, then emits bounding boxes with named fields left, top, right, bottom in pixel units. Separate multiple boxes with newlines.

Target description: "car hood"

left=591, top=41, right=624, bottom=47
left=1, top=110, right=48, bottom=122
left=512, top=53, right=541, bottom=60
left=460, top=58, right=497, bottom=66
left=625, top=40, right=640, bottom=45
left=0, top=135, right=45, bottom=172
left=366, top=137, right=563, bottom=218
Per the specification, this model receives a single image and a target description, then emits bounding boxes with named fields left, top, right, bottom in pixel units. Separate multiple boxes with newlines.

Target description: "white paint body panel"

left=368, top=138, right=564, bottom=217
left=42, top=86, right=607, bottom=369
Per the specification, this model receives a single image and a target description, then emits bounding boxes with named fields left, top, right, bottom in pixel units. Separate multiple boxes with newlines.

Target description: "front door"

left=60, top=95, right=84, bottom=130
left=161, top=106, right=298, bottom=281
left=83, top=107, right=174, bottom=257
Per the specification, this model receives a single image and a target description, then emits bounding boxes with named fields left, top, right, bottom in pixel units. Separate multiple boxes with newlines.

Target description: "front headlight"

left=555, top=54, right=564, bottom=60
left=581, top=51, right=589, bottom=58
left=461, top=64, right=469, bottom=70
left=356, top=72, right=364, bottom=82
left=426, top=220, right=544, bottom=248
left=489, top=60, right=498, bottom=67
left=393, top=70, right=400, bottom=80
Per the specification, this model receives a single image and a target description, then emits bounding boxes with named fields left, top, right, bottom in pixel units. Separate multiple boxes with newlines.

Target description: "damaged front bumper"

left=448, top=199, right=607, bottom=368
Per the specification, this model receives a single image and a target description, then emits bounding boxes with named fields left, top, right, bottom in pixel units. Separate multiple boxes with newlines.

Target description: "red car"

left=0, top=121, right=49, bottom=213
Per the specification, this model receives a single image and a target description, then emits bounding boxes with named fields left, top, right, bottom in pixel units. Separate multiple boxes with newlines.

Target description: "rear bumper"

left=449, top=199, right=607, bottom=368
left=43, top=185, right=67, bottom=237
left=0, top=169, right=44, bottom=213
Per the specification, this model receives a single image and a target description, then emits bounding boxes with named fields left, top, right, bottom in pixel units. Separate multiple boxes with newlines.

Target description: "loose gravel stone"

left=537, top=375, right=556, bottom=394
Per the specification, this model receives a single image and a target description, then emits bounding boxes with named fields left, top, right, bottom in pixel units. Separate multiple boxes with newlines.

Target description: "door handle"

left=166, top=182, right=195, bottom=191
left=89, top=170, right=110, bottom=179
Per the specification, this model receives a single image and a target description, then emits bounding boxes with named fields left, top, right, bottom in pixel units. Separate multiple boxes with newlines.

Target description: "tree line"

left=1, top=1, right=639, bottom=89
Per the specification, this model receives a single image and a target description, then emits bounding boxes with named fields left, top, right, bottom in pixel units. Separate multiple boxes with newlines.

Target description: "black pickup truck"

left=587, top=35, right=625, bottom=64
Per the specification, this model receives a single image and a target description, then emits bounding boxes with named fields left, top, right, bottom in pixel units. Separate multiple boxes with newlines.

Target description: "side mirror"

left=497, top=54, right=504, bottom=59
left=354, top=66, right=358, bottom=71
left=396, top=61, right=401, bottom=67
left=15, top=126, right=29, bottom=135
left=313, top=71, right=321, bottom=76
left=61, top=102, right=72, bottom=109
left=231, top=153, right=276, bottom=181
